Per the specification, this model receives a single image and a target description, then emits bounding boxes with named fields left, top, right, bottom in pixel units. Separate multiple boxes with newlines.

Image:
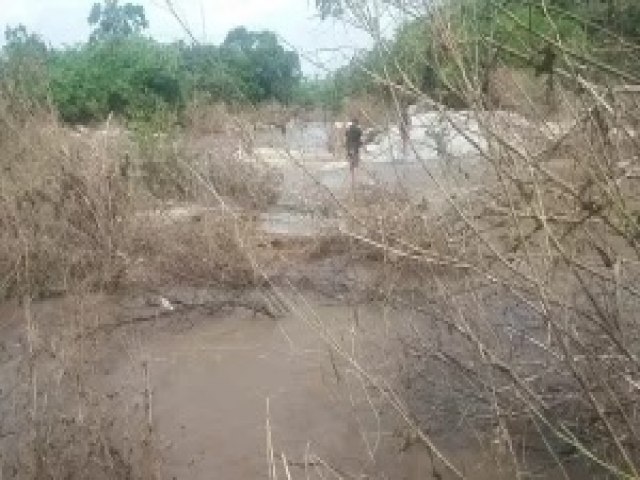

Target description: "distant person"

left=345, top=118, right=363, bottom=172
left=399, top=103, right=411, bottom=158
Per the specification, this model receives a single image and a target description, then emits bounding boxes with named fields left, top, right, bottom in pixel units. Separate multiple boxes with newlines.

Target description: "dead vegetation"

left=329, top=184, right=455, bottom=264
left=0, top=95, right=132, bottom=299
left=0, top=294, right=160, bottom=480
left=127, top=211, right=263, bottom=288
left=0, top=91, right=284, bottom=301
left=318, top=16, right=640, bottom=480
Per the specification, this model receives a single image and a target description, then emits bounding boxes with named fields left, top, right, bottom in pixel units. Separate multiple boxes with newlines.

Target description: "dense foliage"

left=88, top=0, right=149, bottom=42
left=313, top=0, right=640, bottom=107
left=5, top=0, right=640, bottom=121
left=181, top=27, right=302, bottom=104
left=49, top=38, right=182, bottom=123
left=0, top=0, right=302, bottom=123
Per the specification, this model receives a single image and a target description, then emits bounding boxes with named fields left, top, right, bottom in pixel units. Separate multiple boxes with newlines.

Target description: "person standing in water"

left=345, top=118, right=363, bottom=189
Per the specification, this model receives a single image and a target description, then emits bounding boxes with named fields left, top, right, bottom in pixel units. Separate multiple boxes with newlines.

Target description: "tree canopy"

left=88, top=0, right=149, bottom=41
left=221, top=27, right=302, bottom=103
left=1, top=25, right=50, bottom=102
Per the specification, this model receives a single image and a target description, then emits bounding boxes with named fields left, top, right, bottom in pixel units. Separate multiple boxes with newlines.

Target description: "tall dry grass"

left=0, top=92, right=132, bottom=299
left=0, top=89, right=283, bottom=300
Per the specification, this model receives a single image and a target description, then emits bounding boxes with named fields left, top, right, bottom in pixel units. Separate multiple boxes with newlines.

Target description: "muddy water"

left=133, top=301, right=417, bottom=479
left=0, top=290, right=575, bottom=479
left=112, top=286, right=567, bottom=480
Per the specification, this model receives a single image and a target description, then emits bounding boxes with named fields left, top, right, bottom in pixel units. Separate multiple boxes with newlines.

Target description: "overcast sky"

left=0, top=0, right=374, bottom=75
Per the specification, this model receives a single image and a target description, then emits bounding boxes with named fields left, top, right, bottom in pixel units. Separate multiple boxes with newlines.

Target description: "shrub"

left=49, top=37, right=184, bottom=124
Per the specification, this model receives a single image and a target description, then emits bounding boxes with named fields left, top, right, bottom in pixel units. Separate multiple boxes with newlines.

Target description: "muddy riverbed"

left=0, top=251, right=586, bottom=479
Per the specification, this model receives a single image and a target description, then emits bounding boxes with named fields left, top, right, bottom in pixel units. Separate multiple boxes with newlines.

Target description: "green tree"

left=88, top=0, right=149, bottom=41
left=0, top=25, right=50, bottom=103
left=179, top=43, right=247, bottom=102
left=221, top=27, right=302, bottom=103
left=3, top=25, right=48, bottom=58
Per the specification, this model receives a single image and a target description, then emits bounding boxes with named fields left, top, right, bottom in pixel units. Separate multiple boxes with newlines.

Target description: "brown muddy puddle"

left=0, top=286, right=583, bottom=479
left=124, top=301, right=408, bottom=479
left=108, top=293, right=575, bottom=480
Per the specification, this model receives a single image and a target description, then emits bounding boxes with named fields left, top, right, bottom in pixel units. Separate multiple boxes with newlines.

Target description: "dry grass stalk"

left=0, top=93, right=132, bottom=299
left=1, top=295, right=159, bottom=480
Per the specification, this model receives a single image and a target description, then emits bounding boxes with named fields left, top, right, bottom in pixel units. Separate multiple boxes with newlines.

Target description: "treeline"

left=315, top=0, right=640, bottom=107
left=0, top=0, right=303, bottom=124
left=6, top=0, right=639, bottom=122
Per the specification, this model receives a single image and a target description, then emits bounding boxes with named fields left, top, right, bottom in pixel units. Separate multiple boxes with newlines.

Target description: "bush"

left=49, top=38, right=184, bottom=124
left=0, top=87, right=278, bottom=299
left=2, top=18, right=305, bottom=126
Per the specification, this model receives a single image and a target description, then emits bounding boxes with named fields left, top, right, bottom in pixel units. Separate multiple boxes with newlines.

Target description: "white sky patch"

left=0, top=0, right=373, bottom=75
